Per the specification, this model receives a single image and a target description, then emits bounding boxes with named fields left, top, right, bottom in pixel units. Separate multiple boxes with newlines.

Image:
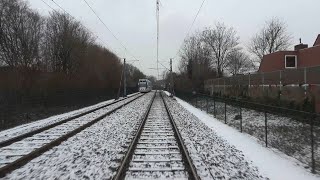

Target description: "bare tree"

left=179, top=33, right=211, bottom=78
left=249, top=17, right=292, bottom=63
left=179, top=32, right=216, bottom=91
left=202, top=23, right=239, bottom=77
left=0, top=0, right=43, bottom=68
left=43, top=12, right=93, bottom=74
left=226, top=49, right=254, bottom=76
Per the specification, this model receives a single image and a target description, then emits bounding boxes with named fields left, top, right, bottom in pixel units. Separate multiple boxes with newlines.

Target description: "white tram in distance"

left=138, top=79, right=152, bottom=92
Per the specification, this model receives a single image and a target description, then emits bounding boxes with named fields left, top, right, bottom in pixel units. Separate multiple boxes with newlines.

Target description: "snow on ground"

left=163, top=94, right=265, bottom=179
left=0, top=94, right=142, bottom=168
left=0, top=93, right=139, bottom=143
left=194, top=97, right=320, bottom=173
left=174, top=96, right=319, bottom=180
left=3, top=92, right=153, bottom=180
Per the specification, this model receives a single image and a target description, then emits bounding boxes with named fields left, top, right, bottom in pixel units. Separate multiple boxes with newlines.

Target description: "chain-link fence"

left=204, top=66, right=320, bottom=113
left=176, top=91, right=320, bottom=174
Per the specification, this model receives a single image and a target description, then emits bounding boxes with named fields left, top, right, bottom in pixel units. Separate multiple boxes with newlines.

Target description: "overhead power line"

left=174, top=0, right=206, bottom=59
left=40, top=0, right=55, bottom=10
left=41, top=0, right=119, bottom=55
left=82, top=0, right=138, bottom=61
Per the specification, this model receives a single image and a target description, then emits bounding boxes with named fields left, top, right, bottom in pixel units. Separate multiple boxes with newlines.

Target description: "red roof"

left=314, top=34, right=320, bottom=46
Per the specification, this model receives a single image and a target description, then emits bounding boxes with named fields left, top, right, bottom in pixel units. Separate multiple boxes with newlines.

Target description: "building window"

left=285, top=55, right=297, bottom=68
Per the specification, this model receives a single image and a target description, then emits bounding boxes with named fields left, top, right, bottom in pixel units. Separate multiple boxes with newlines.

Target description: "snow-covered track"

left=0, top=93, right=140, bottom=148
left=113, top=91, right=199, bottom=180
left=0, top=93, right=145, bottom=177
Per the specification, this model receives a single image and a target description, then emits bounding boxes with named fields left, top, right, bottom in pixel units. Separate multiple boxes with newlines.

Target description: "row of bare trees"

left=175, top=18, right=292, bottom=92
left=0, top=0, right=43, bottom=68
left=0, top=0, right=145, bottom=93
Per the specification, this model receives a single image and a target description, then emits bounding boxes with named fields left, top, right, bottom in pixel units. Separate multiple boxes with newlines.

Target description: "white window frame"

left=285, top=55, right=297, bottom=69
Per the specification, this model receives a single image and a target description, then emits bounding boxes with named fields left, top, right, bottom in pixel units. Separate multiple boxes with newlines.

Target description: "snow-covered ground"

left=172, top=95, right=319, bottom=180
left=0, top=94, right=141, bottom=169
left=3, top=92, right=153, bottom=179
left=0, top=92, right=139, bottom=143
left=194, top=97, right=320, bottom=173
left=2, top=90, right=318, bottom=179
left=163, top=94, right=265, bottom=179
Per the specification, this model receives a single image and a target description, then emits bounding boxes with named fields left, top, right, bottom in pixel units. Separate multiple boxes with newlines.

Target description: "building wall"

left=258, top=51, right=298, bottom=73
left=258, top=46, right=320, bottom=73
left=298, top=45, right=320, bottom=67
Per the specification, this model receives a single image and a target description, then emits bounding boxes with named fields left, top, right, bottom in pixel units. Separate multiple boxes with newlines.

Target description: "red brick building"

left=258, top=34, right=320, bottom=113
left=258, top=34, right=320, bottom=72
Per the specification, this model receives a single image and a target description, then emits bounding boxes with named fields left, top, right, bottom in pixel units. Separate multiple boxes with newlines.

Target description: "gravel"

left=3, top=92, right=153, bottom=180
left=163, top=94, right=267, bottom=180
left=0, top=93, right=139, bottom=144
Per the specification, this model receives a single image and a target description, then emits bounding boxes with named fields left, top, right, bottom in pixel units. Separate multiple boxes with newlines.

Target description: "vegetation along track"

left=113, top=91, right=199, bottom=179
left=0, top=93, right=145, bottom=177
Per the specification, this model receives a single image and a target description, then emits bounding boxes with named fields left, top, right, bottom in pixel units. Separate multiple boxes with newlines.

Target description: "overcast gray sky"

left=27, top=0, right=320, bottom=78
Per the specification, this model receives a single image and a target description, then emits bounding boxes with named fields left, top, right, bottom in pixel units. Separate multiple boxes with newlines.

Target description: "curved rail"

left=0, top=93, right=145, bottom=177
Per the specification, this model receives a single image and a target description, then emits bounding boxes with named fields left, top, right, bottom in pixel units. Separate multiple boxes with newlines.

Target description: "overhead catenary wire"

left=41, top=0, right=119, bottom=55
left=40, top=0, right=55, bottom=10
left=173, top=0, right=206, bottom=60
left=82, top=0, right=139, bottom=62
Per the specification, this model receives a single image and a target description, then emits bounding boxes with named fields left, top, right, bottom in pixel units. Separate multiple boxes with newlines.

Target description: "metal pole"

left=224, top=101, right=227, bottom=124
left=195, top=96, right=198, bottom=107
left=156, top=0, right=160, bottom=79
left=240, top=106, right=242, bottom=133
left=206, top=98, right=208, bottom=113
left=124, top=59, right=126, bottom=96
left=279, top=71, right=282, bottom=99
left=248, top=73, right=251, bottom=97
left=310, top=116, right=315, bottom=173
left=304, top=67, right=307, bottom=97
left=224, top=79, right=226, bottom=95
left=170, top=58, right=173, bottom=96
left=213, top=98, right=216, bottom=117
left=265, top=111, right=268, bottom=147
left=262, top=72, right=265, bottom=93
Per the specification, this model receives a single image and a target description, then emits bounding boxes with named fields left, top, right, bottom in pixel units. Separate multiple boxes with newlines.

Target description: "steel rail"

left=0, top=93, right=145, bottom=177
left=0, top=93, right=141, bottom=148
left=112, top=91, right=156, bottom=180
left=113, top=91, right=199, bottom=180
left=160, top=92, right=200, bottom=180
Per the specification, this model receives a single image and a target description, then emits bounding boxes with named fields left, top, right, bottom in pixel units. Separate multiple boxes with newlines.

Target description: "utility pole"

left=123, top=58, right=127, bottom=97
left=170, top=58, right=174, bottom=97
left=156, top=0, right=160, bottom=80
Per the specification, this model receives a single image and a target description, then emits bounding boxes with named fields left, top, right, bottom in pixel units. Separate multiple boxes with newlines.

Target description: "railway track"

left=114, top=91, right=199, bottom=179
left=0, top=93, right=145, bottom=177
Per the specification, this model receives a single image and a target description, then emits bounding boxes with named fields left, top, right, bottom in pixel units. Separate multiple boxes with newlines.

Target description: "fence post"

left=206, top=98, right=208, bottom=113
left=224, top=79, right=226, bottom=95
left=213, top=98, right=216, bottom=117
left=279, top=70, right=282, bottom=99
left=265, top=111, right=268, bottom=147
left=262, top=72, right=265, bottom=93
left=304, top=67, right=307, bottom=97
left=248, top=73, right=251, bottom=97
left=240, top=106, right=242, bottom=133
left=195, top=96, right=198, bottom=107
left=218, top=79, right=220, bottom=95
left=224, top=101, right=227, bottom=124
left=310, top=115, right=315, bottom=173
